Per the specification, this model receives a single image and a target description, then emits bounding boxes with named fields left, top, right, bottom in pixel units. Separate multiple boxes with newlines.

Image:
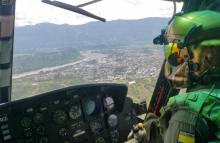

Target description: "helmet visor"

left=164, top=43, right=184, bottom=66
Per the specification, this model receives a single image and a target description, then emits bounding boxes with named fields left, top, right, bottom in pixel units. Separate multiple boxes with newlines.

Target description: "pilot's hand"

left=127, top=113, right=162, bottom=143
left=127, top=122, right=149, bottom=143
left=133, top=123, right=148, bottom=143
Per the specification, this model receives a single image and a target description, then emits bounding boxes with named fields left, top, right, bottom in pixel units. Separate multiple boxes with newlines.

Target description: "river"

left=13, top=51, right=107, bottom=79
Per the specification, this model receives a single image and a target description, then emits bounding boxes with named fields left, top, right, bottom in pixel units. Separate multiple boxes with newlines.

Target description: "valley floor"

left=12, top=46, right=163, bottom=103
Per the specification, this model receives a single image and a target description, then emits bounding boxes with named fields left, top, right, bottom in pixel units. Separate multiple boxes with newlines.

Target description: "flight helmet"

left=164, top=10, right=220, bottom=88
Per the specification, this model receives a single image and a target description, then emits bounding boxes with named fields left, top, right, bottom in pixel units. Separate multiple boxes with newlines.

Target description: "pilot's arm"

left=131, top=84, right=220, bottom=143
left=131, top=112, right=162, bottom=143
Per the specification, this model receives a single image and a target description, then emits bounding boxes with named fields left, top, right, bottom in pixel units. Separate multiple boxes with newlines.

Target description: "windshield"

left=12, top=0, right=183, bottom=103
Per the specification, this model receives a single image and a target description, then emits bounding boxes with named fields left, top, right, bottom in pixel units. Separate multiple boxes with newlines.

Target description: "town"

left=12, top=46, right=163, bottom=102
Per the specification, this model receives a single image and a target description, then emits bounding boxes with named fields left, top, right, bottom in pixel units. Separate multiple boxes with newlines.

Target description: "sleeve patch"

left=177, top=131, right=195, bottom=143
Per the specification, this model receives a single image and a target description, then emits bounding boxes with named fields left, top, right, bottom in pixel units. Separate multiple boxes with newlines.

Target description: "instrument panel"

left=0, top=83, right=136, bottom=143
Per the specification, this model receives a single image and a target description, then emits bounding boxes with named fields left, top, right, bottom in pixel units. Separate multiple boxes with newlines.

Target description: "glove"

left=127, top=113, right=163, bottom=143
left=127, top=123, right=148, bottom=143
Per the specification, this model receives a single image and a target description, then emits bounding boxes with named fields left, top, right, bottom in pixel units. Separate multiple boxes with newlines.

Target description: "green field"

left=12, top=76, right=157, bottom=103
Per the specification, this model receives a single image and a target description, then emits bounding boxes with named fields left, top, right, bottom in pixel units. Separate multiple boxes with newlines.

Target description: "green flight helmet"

left=164, top=10, right=220, bottom=88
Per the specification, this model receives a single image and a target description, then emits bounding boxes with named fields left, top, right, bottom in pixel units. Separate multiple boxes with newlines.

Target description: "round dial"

left=103, top=97, right=114, bottom=111
left=21, top=117, right=31, bottom=128
left=108, top=114, right=118, bottom=127
left=95, top=137, right=106, bottom=143
left=83, top=99, right=97, bottom=115
left=53, top=110, right=67, bottom=125
left=69, top=105, right=82, bottom=120
left=90, top=121, right=102, bottom=133
left=59, top=128, right=68, bottom=137
left=33, top=113, right=44, bottom=124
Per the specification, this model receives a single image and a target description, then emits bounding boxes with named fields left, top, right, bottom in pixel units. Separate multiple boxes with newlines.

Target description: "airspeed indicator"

left=69, top=105, right=82, bottom=120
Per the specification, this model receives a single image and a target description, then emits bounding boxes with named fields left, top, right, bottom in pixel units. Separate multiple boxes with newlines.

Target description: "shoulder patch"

left=177, top=131, right=195, bottom=143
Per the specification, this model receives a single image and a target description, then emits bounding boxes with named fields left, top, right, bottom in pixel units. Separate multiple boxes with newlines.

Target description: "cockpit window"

left=12, top=0, right=183, bottom=102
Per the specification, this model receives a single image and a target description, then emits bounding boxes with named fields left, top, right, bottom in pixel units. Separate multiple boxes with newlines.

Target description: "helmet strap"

left=196, top=70, right=213, bottom=85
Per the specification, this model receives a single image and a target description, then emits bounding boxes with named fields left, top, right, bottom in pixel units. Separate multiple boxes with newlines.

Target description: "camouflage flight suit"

left=135, top=83, right=220, bottom=143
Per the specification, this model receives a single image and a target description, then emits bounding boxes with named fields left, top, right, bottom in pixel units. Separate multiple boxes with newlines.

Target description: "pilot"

left=132, top=10, right=220, bottom=143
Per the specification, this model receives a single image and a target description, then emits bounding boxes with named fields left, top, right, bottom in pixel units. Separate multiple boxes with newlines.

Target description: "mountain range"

left=14, top=17, right=169, bottom=53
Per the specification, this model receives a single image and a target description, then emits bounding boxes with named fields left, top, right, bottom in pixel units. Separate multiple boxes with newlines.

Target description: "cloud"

left=15, top=0, right=182, bottom=27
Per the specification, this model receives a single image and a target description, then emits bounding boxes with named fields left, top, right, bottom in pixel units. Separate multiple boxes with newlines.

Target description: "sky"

left=15, top=0, right=183, bottom=27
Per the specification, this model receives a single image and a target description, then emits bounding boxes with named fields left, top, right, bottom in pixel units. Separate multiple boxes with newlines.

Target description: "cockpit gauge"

left=21, top=117, right=32, bottom=128
left=53, top=110, right=67, bottom=125
left=103, top=97, right=114, bottom=112
left=89, top=121, right=102, bottom=133
left=33, top=113, right=44, bottom=124
left=95, top=137, right=106, bottom=143
left=107, top=114, right=118, bottom=128
left=69, top=105, right=82, bottom=120
left=59, top=128, right=68, bottom=137
left=82, top=98, right=98, bottom=115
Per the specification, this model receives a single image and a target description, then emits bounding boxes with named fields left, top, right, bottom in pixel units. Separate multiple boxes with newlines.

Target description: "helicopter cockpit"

left=0, top=0, right=187, bottom=142
left=0, top=1, right=159, bottom=142
left=0, top=83, right=137, bottom=143
left=0, top=0, right=188, bottom=142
